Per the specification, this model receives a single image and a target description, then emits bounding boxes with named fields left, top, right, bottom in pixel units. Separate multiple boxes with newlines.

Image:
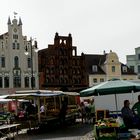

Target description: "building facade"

left=38, top=33, right=88, bottom=91
left=126, top=47, right=140, bottom=79
left=0, top=16, right=39, bottom=93
left=85, top=50, right=137, bottom=87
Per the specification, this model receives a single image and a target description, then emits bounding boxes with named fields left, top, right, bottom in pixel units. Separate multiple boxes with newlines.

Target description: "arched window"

left=27, top=57, right=31, bottom=68
left=0, top=77, right=2, bottom=88
left=1, top=56, right=5, bottom=68
left=112, top=66, right=115, bottom=72
left=46, top=77, right=50, bottom=83
left=4, top=76, right=9, bottom=88
left=14, top=56, right=19, bottom=68
left=25, top=77, right=29, bottom=88
left=13, top=77, right=21, bottom=88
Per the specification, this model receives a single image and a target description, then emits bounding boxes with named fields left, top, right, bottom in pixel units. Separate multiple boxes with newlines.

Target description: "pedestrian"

left=59, top=97, right=68, bottom=126
left=84, top=100, right=90, bottom=123
left=121, top=100, right=135, bottom=129
left=40, top=104, right=45, bottom=115
left=132, top=95, right=140, bottom=117
left=79, top=102, right=86, bottom=123
left=132, top=95, right=140, bottom=128
left=89, top=98, right=95, bottom=124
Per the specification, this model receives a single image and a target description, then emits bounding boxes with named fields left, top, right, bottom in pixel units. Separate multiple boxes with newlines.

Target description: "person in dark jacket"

left=121, top=100, right=135, bottom=129
left=59, top=97, right=68, bottom=126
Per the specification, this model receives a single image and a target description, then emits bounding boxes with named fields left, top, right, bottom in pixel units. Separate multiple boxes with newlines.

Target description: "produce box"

left=117, top=132, right=131, bottom=139
left=98, top=136, right=117, bottom=140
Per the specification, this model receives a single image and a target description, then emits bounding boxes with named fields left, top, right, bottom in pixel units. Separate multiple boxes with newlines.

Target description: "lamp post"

left=25, top=37, right=38, bottom=89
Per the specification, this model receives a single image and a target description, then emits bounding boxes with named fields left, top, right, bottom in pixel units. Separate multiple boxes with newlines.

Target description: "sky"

left=1, top=0, right=140, bottom=64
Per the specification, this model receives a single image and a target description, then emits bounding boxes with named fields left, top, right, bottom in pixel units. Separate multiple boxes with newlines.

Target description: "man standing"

left=132, top=95, right=140, bottom=117
left=89, top=98, right=95, bottom=124
left=121, top=100, right=134, bottom=129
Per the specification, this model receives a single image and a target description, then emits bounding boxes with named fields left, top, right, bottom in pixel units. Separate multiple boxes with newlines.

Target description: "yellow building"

left=85, top=50, right=137, bottom=87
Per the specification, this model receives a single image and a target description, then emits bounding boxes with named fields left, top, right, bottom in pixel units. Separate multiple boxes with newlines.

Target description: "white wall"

left=94, top=92, right=140, bottom=111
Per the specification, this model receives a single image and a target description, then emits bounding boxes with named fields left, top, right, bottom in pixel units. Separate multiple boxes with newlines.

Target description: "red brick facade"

left=38, top=33, right=88, bottom=91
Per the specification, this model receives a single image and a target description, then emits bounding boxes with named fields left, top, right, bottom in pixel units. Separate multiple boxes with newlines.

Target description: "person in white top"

left=40, top=105, right=45, bottom=115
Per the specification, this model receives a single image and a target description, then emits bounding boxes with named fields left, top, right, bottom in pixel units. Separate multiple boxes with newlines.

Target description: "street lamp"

left=25, top=37, right=38, bottom=89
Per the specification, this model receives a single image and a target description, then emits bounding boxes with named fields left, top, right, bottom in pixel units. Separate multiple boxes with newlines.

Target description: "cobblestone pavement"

left=15, top=123, right=95, bottom=140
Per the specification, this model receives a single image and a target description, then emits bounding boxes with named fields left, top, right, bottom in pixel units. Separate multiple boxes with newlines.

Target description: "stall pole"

left=37, top=97, right=41, bottom=123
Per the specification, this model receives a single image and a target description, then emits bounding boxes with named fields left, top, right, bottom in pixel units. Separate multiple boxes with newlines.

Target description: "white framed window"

left=92, top=65, right=98, bottom=72
left=100, top=78, right=104, bottom=82
left=123, top=66, right=127, bottom=72
left=93, top=78, right=97, bottom=83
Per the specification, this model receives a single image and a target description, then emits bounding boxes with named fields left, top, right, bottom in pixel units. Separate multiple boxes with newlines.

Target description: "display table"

left=94, top=125, right=118, bottom=140
left=0, top=123, right=20, bottom=139
left=94, top=118, right=127, bottom=140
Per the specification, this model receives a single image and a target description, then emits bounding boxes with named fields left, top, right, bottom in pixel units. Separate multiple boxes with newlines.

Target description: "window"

left=46, top=68, right=50, bottom=74
left=73, top=69, right=76, bottom=74
left=138, top=54, right=140, bottom=60
left=112, top=66, right=115, bottom=72
left=13, top=77, right=21, bottom=88
left=130, top=66, right=134, bottom=72
left=0, top=77, right=2, bottom=88
left=27, top=57, right=31, bottom=68
left=122, top=66, right=127, bottom=72
left=92, top=65, right=97, bottom=72
left=93, top=78, right=97, bottom=83
left=1, top=56, right=5, bottom=68
left=51, top=67, right=54, bottom=74
left=46, top=77, right=50, bottom=83
left=100, top=78, right=104, bottom=82
left=4, top=77, right=9, bottom=88
left=13, top=34, right=18, bottom=39
left=17, top=43, right=20, bottom=49
left=14, top=56, right=19, bottom=68
left=25, top=77, right=29, bottom=88
left=138, top=65, right=140, bottom=73
left=12, top=43, right=15, bottom=49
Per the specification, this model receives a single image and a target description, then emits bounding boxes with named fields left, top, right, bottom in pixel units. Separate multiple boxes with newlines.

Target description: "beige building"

left=85, top=50, right=137, bottom=87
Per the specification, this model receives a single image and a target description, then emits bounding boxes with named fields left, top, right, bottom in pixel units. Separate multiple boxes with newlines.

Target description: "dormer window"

left=123, top=66, right=127, bottom=72
left=92, top=65, right=98, bottom=72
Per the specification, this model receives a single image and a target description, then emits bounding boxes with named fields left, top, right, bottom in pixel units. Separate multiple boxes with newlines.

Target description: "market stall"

left=6, top=90, right=79, bottom=129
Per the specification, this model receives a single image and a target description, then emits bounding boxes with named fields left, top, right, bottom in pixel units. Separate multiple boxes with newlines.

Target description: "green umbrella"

left=80, top=79, right=140, bottom=111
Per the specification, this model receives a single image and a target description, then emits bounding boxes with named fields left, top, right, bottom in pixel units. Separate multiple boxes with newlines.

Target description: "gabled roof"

left=0, top=32, right=8, bottom=39
left=84, top=54, right=106, bottom=74
left=84, top=54, right=136, bottom=75
left=121, top=63, right=137, bottom=75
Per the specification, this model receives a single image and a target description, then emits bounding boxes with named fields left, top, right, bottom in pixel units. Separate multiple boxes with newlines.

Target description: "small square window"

left=93, top=78, right=97, bottom=83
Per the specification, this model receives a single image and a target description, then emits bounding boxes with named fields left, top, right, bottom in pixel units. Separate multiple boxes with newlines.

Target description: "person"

left=121, top=100, right=135, bottom=129
left=132, top=95, right=140, bottom=117
left=59, top=97, right=68, bottom=126
left=40, top=104, right=45, bottom=115
left=25, top=102, right=37, bottom=130
left=26, top=102, right=36, bottom=119
left=89, top=98, right=95, bottom=124
left=84, top=100, right=91, bottom=123
left=79, top=102, right=86, bottom=123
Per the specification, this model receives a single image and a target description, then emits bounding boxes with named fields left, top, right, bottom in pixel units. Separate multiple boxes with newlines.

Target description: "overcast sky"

left=1, top=0, right=140, bottom=63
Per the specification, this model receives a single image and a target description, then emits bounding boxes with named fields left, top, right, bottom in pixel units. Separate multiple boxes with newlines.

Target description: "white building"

left=127, top=47, right=140, bottom=79
left=0, top=16, right=38, bottom=93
